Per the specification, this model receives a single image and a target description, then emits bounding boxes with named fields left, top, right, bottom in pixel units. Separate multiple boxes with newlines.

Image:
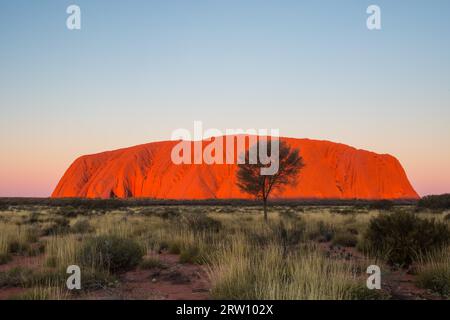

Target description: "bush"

left=418, top=194, right=450, bottom=210
left=71, top=218, right=93, bottom=234
left=0, top=253, right=11, bottom=265
left=56, top=206, right=85, bottom=217
left=364, top=212, right=450, bottom=266
left=369, top=200, right=394, bottom=211
left=332, top=232, right=358, bottom=247
left=348, top=284, right=390, bottom=300
left=416, top=265, right=450, bottom=297
left=41, top=217, right=70, bottom=236
left=80, top=235, right=144, bottom=273
left=168, top=242, right=181, bottom=254
left=0, top=267, right=34, bottom=288
left=8, top=241, right=30, bottom=254
left=179, top=247, right=201, bottom=264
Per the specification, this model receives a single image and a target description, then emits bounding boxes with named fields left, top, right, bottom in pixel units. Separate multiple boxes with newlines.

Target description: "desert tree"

left=236, top=139, right=304, bottom=221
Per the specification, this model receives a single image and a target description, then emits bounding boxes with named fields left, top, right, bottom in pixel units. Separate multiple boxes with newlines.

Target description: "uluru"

left=51, top=136, right=419, bottom=200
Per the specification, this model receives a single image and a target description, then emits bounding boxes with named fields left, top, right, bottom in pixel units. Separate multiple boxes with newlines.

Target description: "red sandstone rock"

left=51, top=137, right=418, bottom=200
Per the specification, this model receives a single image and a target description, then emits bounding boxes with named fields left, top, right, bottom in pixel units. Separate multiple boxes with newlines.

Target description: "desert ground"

left=0, top=199, right=449, bottom=300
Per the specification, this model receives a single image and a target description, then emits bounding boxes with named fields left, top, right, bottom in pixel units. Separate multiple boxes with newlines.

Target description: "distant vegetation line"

left=0, top=197, right=420, bottom=209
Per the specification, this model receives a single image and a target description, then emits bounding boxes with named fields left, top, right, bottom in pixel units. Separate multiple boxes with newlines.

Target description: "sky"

left=0, top=0, right=449, bottom=197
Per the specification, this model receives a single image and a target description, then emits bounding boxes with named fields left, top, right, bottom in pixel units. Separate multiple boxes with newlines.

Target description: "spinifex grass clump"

left=364, top=212, right=450, bottom=267
left=80, top=235, right=144, bottom=273
left=207, top=238, right=363, bottom=300
left=416, top=247, right=450, bottom=297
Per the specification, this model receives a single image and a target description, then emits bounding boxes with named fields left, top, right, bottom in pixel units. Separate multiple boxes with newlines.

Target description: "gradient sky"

left=1, top=0, right=449, bottom=197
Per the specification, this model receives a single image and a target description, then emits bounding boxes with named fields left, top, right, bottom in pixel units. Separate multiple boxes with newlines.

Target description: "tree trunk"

left=263, top=199, right=268, bottom=222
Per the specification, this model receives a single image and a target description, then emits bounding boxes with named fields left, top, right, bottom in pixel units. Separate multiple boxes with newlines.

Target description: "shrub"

left=369, top=200, right=394, bottom=211
left=158, top=241, right=169, bottom=251
left=71, top=218, right=93, bottom=234
left=0, top=267, right=34, bottom=288
left=179, top=247, right=201, bottom=264
left=416, top=264, right=450, bottom=297
left=364, top=212, right=450, bottom=266
left=0, top=253, right=11, bottom=265
left=8, top=241, right=30, bottom=254
left=332, top=232, right=358, bottom=247
left=168, top=242, right=181, bottom=254
left=80, top=235, right=144, bottom=273
left=56, top=206, right=85, bottom=217
left=80, top=268, right=118, bottom=291
left=348, top=284, right=390, bottom=300
left=418, top=194, right=450, bottom=210
left=41, top=217, right=70, bottom=236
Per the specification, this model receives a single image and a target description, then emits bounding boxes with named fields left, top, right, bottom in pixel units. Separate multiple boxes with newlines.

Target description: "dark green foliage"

left=41, top=217, right=70, bottom=236
left=0, top=267, right=34, bottom=288
left=168, top=242, right=181, bottom=254
left=369, top=200, right=394, bottom=211
left=158, top=241, right=169, bottom=251
left=70, top=218, right=93, bottom=234
left=418, top=194, right=450, bottom=210
left=236, top=140, right=305, bottom=221
left=348, top=284, right=390, bottom=300
left=0, top=253, right=11, bottom=265
left=8, top=241, right=30, bottom=255
left=80, top=269, right=118, bottom=291
left=80, top=235, right=144, bottom=273
left=416, top=266, right=450, bottom=297
left=179, top=247, right=201, bottom=264
left=56, top=206, right=87, bottom=217
left=364, top=212, right=450, bottom=266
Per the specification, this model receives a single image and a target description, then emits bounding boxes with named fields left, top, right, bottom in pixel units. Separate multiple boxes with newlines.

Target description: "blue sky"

left=0, top=0, right=449, bottom=196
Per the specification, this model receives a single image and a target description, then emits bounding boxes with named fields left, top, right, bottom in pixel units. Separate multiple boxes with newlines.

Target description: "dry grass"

left=0, top=204, right=448, bottom=300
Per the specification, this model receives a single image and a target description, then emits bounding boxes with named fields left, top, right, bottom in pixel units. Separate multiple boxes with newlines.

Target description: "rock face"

left=52, top=137, right=419, bottom=200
